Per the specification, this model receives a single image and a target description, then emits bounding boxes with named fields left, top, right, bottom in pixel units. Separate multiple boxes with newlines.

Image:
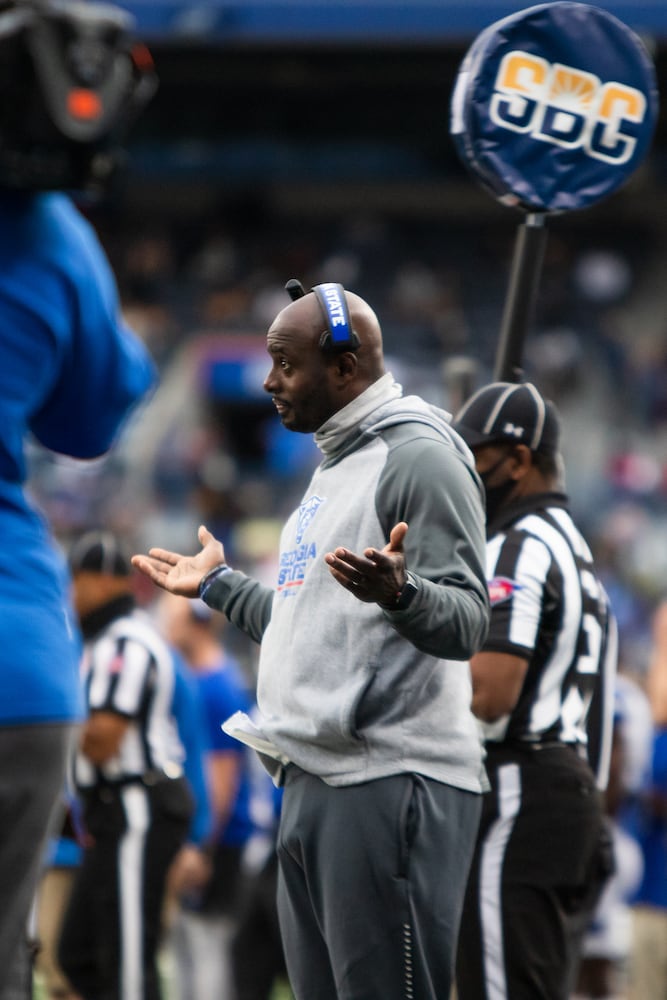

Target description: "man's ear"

left=333, top=351, right=358, bottom=381
left=508, top=445, right=533, bottom=480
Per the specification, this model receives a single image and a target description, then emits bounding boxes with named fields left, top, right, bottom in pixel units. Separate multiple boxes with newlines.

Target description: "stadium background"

left=29, top=0, right=667, bottom=685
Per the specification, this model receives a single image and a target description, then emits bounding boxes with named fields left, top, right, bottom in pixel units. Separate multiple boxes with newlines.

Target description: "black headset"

left=285, top=278, right=360, bottom=352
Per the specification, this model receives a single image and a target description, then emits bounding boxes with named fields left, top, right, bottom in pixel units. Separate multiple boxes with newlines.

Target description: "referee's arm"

left=470, top=651, right=528, bottom=722
left=80, top=711, right=129, bottom=764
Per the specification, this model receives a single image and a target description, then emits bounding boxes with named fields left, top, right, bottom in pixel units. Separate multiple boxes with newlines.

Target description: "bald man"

left=132, top=281, right=490, bottom=1000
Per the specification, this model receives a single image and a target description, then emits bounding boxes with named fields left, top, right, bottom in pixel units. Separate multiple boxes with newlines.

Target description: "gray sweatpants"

left=0, top=723, right=76, bottom=1000
left=276, top=767, right=481, bottom=1000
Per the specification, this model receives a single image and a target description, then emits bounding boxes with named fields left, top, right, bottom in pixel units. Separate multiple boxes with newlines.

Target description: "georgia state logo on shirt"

left=278, top=495, right=326, bottom=595
left=487, top=576, right=522, bottom=606
left=296, top=494, right=325, bottom=543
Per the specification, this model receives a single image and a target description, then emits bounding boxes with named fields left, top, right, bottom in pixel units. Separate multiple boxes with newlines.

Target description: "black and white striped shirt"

left=75, top=600, right=186, bottom=790
left=481, top=492, right=617, bottom=788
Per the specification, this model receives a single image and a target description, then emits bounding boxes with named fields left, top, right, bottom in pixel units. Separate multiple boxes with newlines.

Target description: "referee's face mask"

left=476, top=446, right=519, bottom=522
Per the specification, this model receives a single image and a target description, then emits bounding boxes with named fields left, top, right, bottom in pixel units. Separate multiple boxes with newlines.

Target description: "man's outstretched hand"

left=324, top=521, right=409, bottom=605
left=131, top=525, right=226, bottom=598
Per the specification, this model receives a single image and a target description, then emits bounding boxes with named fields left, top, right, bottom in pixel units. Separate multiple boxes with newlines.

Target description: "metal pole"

left=493, top=212, right=549, bottom=383
left=442, top=356, right=479, bottom=410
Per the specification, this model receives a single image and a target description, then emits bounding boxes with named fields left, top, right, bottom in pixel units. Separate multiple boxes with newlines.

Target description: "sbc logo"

left=489, top=50, right=647, bottom=165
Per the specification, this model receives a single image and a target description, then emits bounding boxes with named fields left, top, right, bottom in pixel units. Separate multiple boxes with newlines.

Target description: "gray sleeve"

left=376, top=433, right=489, bottom=660
left=202, top=569, right=274, bottom=644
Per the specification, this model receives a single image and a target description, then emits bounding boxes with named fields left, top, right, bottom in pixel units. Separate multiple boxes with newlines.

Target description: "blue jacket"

left=628, top=727, right=667, bottom=910
left=0, top=191, right=156, bottom=724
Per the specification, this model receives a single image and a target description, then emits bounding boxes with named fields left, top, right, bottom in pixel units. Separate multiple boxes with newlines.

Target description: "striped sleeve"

left=483, top=530, right=554, bottom=656
left=88, top=632, right=154, bottom=717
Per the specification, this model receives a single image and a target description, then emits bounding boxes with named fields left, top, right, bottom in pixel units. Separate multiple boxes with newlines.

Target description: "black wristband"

left=198, top=563, right=231, bottom=599
left=379, top=573, right=418, bottom=611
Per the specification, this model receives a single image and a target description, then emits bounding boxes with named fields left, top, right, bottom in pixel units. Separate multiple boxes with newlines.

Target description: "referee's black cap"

left=68, top=530, right=132, bottom=577
left=452, top=381, right=561, bottom=455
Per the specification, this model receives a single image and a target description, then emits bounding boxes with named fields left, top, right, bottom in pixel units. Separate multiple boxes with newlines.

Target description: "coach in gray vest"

left=132, top=281, right=490, bottom=1000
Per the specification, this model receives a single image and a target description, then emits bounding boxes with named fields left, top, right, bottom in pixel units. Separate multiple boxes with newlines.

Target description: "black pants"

left=58, top=777, right=193, bottom=1000
left=456, top=744, right=612, bottom=1000
left=277, top=767, right=481, bottom=1000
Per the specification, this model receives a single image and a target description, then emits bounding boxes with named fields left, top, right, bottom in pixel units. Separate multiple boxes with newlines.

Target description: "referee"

left=452, top=382, right=617, bottom=1000
left=57, top=531, right=196, bottom=1000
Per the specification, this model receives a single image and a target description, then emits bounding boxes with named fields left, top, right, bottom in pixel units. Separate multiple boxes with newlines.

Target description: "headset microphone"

left=285, top=278, right=306, bottom=301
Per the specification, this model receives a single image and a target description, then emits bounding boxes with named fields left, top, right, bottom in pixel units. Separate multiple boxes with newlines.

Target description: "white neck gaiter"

left=314, top=372, right=402, bottom=457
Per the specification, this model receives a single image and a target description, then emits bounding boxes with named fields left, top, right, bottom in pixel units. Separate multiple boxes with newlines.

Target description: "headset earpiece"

left=312, top=283, right=360, bottom=351
left=312, top=283, right=360, bottom=352
left=284, top=278, right=360, bottom=352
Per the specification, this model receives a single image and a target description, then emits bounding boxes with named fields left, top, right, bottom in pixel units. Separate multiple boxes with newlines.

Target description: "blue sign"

left=450, top=2, right=659, bottom=212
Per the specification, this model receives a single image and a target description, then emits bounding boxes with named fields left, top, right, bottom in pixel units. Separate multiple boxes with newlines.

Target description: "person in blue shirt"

left=623, top=601, right=667, bottom=999
left=0, top=2, right=157, bottom=995
left=158, top=592, right=262, bottom=1000
left=171, top=653, right=215, bottom=865
left=625, top=726, right=667, bottom=998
